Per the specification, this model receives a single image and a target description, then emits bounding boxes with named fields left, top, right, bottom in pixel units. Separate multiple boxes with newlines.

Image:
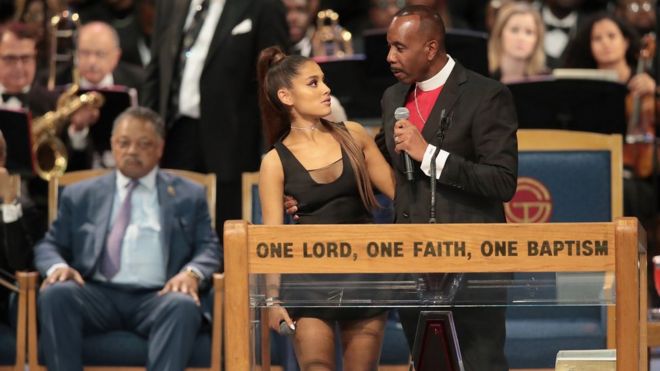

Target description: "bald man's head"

left=77, top=21, right=121, bottom=85
left=386, top=5, right=447, bottom=83
left=394, top=5, right=445, bottom=51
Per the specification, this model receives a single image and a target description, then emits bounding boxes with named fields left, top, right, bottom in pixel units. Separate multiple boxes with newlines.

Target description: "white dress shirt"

left=179, top=0, right=226, bottom=118
left=0, top=84, right=29, bottom=110
left=419, top=56, right=456, bottom=179
left=541, top=6, right=578, bottom=59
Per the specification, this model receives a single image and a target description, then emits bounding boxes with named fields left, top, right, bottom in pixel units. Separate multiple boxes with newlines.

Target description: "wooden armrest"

left=211, top=273, right=223, bottom=371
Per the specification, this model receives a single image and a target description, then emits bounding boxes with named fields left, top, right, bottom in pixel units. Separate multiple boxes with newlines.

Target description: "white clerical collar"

left=116, top=166, right=158, bottom=192
left=542, top=6, right=577, bottom=28
left=416, top=55, right=455, bottom=92
left=80, top=74, right=114, bottom=89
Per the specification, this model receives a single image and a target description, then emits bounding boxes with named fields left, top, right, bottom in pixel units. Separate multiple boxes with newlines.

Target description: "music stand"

left=507, top=78, right=628, bottom=136
left=0, top=109, right=33, bottom=175
left=315, top=55, right=377, bottom=118
left=411, top=311, right=464, bottom=371
left=445, top=29, right=489, bottom=77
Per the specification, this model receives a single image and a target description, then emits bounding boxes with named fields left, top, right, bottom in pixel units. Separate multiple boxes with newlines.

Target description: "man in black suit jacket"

left=142, top=0, right=289, bottom=233
left=375, top=6, right=518, bottom=371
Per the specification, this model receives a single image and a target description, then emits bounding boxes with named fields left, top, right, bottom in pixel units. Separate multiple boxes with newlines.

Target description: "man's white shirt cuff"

left=420, top=144, right=449, bottom=179
left=67, top=125, right=89, bottom=150
left=1, top=202, right=22, bottom=223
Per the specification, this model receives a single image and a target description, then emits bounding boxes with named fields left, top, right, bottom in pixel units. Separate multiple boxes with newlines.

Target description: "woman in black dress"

left=257, top=46, right=396, bottom=370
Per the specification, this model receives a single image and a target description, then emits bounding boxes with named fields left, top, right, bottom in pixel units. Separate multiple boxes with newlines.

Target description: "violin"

left=624, top=33, right=656, bottom=178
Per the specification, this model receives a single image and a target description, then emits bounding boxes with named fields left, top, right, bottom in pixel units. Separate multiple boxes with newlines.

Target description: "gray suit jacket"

left=34, top=170, right=222, bottom=286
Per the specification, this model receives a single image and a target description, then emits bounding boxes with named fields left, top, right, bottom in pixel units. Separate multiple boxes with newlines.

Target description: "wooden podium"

left=223, top=218, right=647, bottom=371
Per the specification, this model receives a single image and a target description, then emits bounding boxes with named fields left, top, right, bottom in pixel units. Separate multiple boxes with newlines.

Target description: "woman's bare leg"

left=293, top=317, right=336, bottom=371
left=340, top=313, right=387, bottom=371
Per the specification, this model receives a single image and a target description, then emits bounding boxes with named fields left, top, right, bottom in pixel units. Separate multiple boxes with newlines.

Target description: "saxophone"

left=31, top=85, right=105, bottom=180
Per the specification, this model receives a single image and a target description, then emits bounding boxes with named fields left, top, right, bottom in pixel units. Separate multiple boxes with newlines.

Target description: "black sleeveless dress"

left=274, top=132, right=387, bottom=321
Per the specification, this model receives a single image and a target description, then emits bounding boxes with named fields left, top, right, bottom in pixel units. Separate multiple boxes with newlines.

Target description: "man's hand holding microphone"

left=393, top=107, right=428, bottom=181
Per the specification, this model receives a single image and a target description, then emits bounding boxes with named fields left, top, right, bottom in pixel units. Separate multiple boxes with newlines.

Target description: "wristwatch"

left=183, top=267, right=202, bottom=282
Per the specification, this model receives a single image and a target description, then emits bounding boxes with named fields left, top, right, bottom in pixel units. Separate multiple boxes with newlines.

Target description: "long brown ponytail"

left=256, top=46, right=379, bottom=210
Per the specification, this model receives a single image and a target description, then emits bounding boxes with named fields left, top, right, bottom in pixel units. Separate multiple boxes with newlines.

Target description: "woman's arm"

left=346, top=121, right=396, bottom=200
left=259, top=149, right=285, bottom=226
left=258, top=150, right=295, bottom=332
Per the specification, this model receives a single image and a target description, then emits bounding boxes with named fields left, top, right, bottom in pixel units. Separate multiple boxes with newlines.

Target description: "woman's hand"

left=628, top=72, right=656, bottom=97
left=268, top=304, right=295, bottom=334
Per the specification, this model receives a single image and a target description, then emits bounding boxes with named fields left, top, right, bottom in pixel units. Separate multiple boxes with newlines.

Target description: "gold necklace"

left=414, top=86, right=426, bottom=125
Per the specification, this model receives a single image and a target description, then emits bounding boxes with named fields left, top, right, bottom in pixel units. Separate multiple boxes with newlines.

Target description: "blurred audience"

left=75, top=21, right=143, bottom=89
left=18, top=0, right=49, bottom=72
left=563, top=13, right=655, bottom=97
left=118, top=0, right=155, bottom=68
left=369, top=0, right=404, bottom=29
left=488, top=1, right=546, bottom=82
left=75, top=0, right=143, bottom=70
left=564, top=12, right=656, bottom=226
left=616, top=0, right=656, bottom=35
left=0, top=22, right=54, bottom=116
left=0, top=129, right=44, bottom=325
left=285, top=0, right=316, bottom=56
left=63, top=21, right=143, bottom=170
left=0, top=0, right=13, bottom=31
left=448, top=0, right=490, bottom=30
left=486, top=0, right=516, bottom=32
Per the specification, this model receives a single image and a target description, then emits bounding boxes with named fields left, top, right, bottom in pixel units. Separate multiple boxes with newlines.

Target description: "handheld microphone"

left=279, top=320, right=296, bottom=336
left=394, top=107, right=414, bottom=182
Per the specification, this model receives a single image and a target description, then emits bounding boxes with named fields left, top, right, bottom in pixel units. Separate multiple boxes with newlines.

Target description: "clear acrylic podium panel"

left=250, top=271, right=615, bottom=308
left=246, top=271, right=618, bottom=369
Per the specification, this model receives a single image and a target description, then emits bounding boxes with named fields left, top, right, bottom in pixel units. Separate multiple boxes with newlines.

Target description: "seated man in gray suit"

left=35, top=106, right=222, bottom=371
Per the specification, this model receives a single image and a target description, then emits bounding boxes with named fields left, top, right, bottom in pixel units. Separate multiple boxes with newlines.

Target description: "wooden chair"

left=505, top=129, right=623, bottom=369
left=28, top=168, right=223, bottom=371
left=0, top=272, right=36, bottom=371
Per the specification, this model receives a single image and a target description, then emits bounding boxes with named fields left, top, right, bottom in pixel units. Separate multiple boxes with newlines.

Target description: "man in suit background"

left=0, top=130, right=44, bottom=324
left=0, top=21, right=98, bottom=229
left=65, top=21, right=143, bottom=170
left=76, top=21, right=145, bottom=90
left=376, top=5, right=518, bottom=370
left=142, top=0, right=289, bottom=234
left=35, top=106, right=222, bottom=371
left=0, top=22, right=54, bottom=116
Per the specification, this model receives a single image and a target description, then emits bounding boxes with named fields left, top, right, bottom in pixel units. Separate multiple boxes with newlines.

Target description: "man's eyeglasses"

left=627, top=1, right=654, bottom=13
left=113, top=139, right=156, bottom=151
left=78, top=49, right=111, bottom=60
left=0, top=54, right=36, bottom=65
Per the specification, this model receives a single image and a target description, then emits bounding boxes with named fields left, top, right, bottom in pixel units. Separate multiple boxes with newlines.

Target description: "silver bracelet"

left=265, top=297, right=279, bottom=307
